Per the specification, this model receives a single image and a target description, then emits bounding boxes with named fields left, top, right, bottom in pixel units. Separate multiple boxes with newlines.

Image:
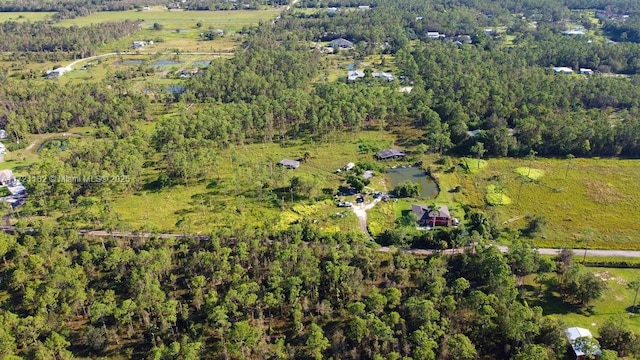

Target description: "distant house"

left=330, top=38, right=354, bottom=50
left=376, top=148, right=406, bottom=160
left=143, top=5, right=151, bottom=10
left=132, top=41, right=146, bottom=49
left=45, top=68, right=65, bottom=79
left=415, top=16, right=423, bottom=21
left=565, top=327, right=600, bottom=360
left=399, top=86, right=413, bottom=93
left=347, top=70, right=365, bottom=82
left=344, top=162, right=355, bottom=171
left=363, top=170, right=374, bottom=179
left=563, top=28, right=586, bottom=36
left=427, top=31, right=445, bottom=39
left=358, top=5, right=370, bottom=10
left=327, top=7, right=339, bottom=13
left=412, top=204, right=452, bottom=227
left=0, top=130, right=6, bottom=139
left=553, top=66, right=574, bottom=74
left=580, top=68, right=594, bottom=75
left=372, top=72, right=394, bottom=81
left=279, top=159, right=300, bottom=169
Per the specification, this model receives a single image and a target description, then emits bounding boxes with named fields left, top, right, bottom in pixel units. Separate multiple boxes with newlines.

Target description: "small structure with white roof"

left=565, top=327, right=601, bottom=360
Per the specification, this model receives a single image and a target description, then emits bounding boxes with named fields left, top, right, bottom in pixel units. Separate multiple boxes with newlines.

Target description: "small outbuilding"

left=344, top=162, right=355, bottom=171
left=279, top=159, right=300, bottom=169
left=376, top=148, right=406, bottom=160
left=565, top=327, right=601, bottom=360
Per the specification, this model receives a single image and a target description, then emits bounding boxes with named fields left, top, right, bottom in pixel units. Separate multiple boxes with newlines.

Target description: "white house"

left=347, top=70, right=365, bottom=82
left=553, top=66, right=574, bottom=74
left=580, top=68, right=594, bottom=75
left=372, top=72, right=395, bottom=81
left=427, top=31, right=445, bottom=39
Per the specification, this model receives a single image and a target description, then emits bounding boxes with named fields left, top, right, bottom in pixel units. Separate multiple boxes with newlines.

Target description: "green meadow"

left=0, top=11, right=55, bottom=22
left=55, top=7, right=280, bottom=32
left=474, top=157, right=640, bottom=250
left=527, top=267, right=640, bottom=335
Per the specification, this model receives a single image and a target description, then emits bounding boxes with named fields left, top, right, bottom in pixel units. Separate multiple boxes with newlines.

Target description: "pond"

left=152, top=60, right=183, bottom=66
left=167, top=85, right=186, bottom=94
left=387, top=166, right=438, bottom=198
left=37, top=138, right=69, bottom=153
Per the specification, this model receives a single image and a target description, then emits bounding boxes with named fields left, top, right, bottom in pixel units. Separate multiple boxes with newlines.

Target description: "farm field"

left=526, top=267, right=640, bottom=335
left=474, top=157, right=640, bottom=250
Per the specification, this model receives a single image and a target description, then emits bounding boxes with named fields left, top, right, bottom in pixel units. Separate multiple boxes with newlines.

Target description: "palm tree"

left=429, top=202, right=438, bottom=228
left=629, top=278, right=640, bottom=313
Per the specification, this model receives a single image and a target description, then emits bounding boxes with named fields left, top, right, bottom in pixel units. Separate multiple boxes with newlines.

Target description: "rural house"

left=412, top=204, right=452, bottom=227
left=279, top=159, right=300, bottom=169
left=565, top=327, right=601, bottom=360
left=376, top=148, right=406, bottom=160
left=330, top=38, right=354, bottom=50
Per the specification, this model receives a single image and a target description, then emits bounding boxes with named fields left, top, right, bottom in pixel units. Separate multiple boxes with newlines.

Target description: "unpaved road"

left=351, top=198, right=381, bottom=240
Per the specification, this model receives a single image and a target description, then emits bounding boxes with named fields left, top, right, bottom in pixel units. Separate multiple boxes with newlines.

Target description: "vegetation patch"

left=585, top=181, right=627, bottom=205
left=515, top=167, right=545, bottom=181
left=459, top=157, right=488, bottom=174
left=486, top=184, right=512, bottom=205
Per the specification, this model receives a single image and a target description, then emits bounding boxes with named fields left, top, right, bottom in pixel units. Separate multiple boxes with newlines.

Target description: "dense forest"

left=0, top=20, right=142, bottom=57
left=0, top=227, right=635, bottom=359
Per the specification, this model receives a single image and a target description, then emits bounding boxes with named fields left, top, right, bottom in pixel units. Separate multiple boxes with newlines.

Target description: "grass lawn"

left=0, top=11, right=56, bottom=22
left=474, top=157, right=640, bottom=250
left=526, top=267, right=640, bottom=335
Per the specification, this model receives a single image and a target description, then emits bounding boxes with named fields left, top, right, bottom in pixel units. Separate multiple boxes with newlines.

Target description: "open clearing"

left=475, top=157, right=640, bottom=250
left=55, top=7, right=280, bottom=32
left=527, top=267, right=640, bottom=335
left=0, top=11, right=55, bottom=22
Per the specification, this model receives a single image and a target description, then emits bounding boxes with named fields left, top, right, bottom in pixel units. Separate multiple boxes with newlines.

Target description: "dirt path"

left=351, top=198, right=381, bottom=240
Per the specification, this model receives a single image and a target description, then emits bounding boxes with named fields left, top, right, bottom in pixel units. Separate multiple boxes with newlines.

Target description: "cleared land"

left=526, top=267, right=640, bottom=335
left=55, top=7, right=279, bottom=31
left=0, top=11, right=55, bottom=22
left=475, top=157, right=640, bottom=250
left=111, top=131, right=399, bottom=234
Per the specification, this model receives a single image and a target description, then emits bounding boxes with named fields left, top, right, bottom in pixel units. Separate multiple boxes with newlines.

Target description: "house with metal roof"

left=565, top=327, right=601, bottom=360
left=376, top=148, right=406, bottom=160
left=279, top=159, right=300, bottom=169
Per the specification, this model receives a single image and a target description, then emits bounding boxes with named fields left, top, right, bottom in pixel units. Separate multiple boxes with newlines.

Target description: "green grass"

left=0, top=11, right=56, bottom=22
left=55, top=7, right=280, bottom=32
left=515, top=166, right=544, bottom=180
left=111, top=131, right=397, bottom=233
left=486, top=184, right=512, bottom=206
left=527, top=267, right=640, bottom=335
left=475, top=157, right=640, bottom=250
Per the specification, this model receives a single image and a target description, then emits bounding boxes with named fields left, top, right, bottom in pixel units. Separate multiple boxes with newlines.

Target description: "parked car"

left=338, top=201, right=353, bottom=207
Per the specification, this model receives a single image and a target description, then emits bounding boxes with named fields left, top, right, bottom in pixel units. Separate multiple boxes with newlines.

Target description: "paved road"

left=3, top=225, right=640, bottom=258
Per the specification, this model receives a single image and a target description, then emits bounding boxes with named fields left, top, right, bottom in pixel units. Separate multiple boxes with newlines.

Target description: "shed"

left=279, top=159, right=300, bottom=169
left=565, top=327, right=600, bottom=360
left=344, top=162, right=355, bottom=171
left=376, top=148, right=406, bottom=160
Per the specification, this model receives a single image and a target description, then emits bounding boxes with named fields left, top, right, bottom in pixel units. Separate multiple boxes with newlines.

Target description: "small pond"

left=346, top=63, right=356, bottom=70
left=37, top=138, right=69, bottom=153
left=387, top=166, right=438, bottom=198
left=116, top=59, right=144, bottom=66
left=152, top=60, right=183, bottom=66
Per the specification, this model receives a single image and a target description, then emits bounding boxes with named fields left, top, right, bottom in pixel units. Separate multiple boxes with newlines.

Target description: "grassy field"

left=111, top=131, right=400, bottom=233
left=55, top=7, right=279, bottom=31
left=526, top=267, right=640, bottom=335
left=0, top=11, right=55, bottom=22
left=472, top=157, right=640, bottom=250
